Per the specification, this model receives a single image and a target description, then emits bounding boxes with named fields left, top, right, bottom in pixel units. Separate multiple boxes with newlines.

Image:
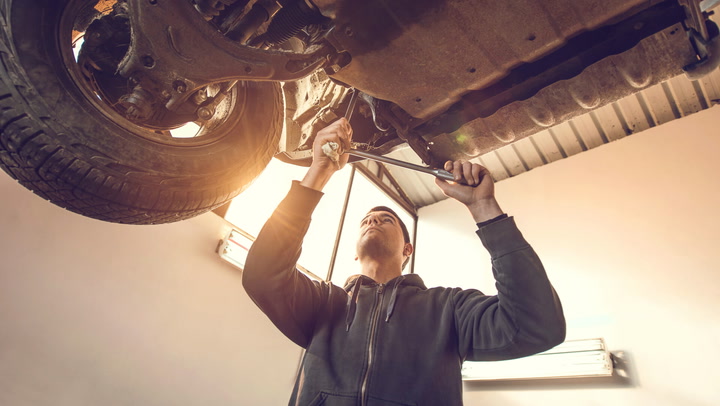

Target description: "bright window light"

left=222, top=158, right=414, bottom=282
left=170, top=122, right=201, bottom=138
left=224, top=157, right=352, bottom=279
left=73, top=37, right=84, bottom=61
left=461, top=338, right=614, bottom=381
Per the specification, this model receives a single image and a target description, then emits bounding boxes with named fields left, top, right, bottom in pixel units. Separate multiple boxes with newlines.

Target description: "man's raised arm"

left=435, top=160, right=566, bottom=360
left=241, top=118, right=353, bottom=347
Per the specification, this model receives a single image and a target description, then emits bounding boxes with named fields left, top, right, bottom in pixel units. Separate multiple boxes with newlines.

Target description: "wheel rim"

left=59, top=0, right=247, bottom=147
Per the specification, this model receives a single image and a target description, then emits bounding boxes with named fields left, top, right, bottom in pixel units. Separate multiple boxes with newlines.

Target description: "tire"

left=0, top=0, right=283, bottom=224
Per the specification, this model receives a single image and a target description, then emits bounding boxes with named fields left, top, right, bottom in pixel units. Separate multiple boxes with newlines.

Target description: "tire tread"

left=0, top=4, right=282, bottom=224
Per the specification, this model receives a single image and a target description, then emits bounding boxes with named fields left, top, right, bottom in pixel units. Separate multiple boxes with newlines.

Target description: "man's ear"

left=403, top=243, right=413, bottom=257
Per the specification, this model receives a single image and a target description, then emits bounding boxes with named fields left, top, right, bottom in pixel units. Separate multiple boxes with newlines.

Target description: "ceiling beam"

left=353, top=161, right=417, bottom=217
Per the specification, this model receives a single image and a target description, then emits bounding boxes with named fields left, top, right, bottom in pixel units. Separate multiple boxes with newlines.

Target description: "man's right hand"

left=434, top=160, right=504, bottom=223
left=300, top=118, right=353, bottom=191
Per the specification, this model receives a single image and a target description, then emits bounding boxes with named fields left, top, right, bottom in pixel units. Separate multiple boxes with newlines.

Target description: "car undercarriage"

left=0, top=0, right=718, bottom=223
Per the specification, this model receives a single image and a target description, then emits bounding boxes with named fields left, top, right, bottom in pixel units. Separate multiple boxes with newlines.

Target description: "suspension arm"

left=117, top=0, right=332, bottom=110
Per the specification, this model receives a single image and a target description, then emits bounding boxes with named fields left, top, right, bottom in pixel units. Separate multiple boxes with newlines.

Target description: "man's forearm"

left=300, top=165, right=334, bottom=191
left=241, top=182, right=327, bottom=347
left=242, top=182, right=320, bottom=288
left=478, top=217, right=565, bottom=352
left=467, top=197, right=504, bottom=223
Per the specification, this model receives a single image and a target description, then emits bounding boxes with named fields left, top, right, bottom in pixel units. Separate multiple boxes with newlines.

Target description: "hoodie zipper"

left=360, top=283, right=384, bottom=406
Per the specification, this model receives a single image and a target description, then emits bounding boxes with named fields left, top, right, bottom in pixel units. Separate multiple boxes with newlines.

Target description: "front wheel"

left=0, top=0, right=283, bottom=224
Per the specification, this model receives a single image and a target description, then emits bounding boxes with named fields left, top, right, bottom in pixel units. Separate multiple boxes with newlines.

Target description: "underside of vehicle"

left=0, top=0, right=718, bottom=223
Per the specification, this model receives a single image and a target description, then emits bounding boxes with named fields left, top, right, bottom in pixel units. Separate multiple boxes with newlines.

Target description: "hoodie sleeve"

left=241, top=181, right=332, bottom=348
left=453, top=216, right=566, bottom=361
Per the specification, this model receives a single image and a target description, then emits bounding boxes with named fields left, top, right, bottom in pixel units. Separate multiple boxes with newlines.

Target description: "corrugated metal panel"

left=511, top=138, right=545, bottom=170
left=642, top=82, right=678, bottom=125
left=365, top=64, right=720, bottom=209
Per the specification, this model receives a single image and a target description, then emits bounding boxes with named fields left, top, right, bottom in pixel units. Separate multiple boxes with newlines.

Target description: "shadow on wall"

left=464, top=351, right=638, bottom=392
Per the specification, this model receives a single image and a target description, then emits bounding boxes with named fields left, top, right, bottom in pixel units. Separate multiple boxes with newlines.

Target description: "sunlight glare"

left=224, top=158, right=413, bottom=282
left=171, top=122, right=201, bottom=138
left=225, top=158, right=353, bottom=278
left=73, top=37, right=84, bottom=61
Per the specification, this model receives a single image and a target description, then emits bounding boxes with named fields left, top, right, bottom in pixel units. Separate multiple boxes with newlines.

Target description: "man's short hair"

left=368, top=206, right=410, bottom=244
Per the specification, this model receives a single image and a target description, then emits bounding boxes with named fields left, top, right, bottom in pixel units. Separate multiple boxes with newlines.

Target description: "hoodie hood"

left=342, top=273, right=427, bottom=331
left=343, top=273, right=427, bottom=291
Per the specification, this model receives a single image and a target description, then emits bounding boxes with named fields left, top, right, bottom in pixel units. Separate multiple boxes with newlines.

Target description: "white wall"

left=416, top=106, right=720, bottom=406
left=2, top=107, right=718, bottom=406
left=0, top=178, right=300, bottom=405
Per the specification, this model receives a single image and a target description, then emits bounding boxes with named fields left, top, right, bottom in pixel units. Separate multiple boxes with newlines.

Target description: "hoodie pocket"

left=307, top=391, right=357, bottom=406
left=367, top=395, right=417, bottom=406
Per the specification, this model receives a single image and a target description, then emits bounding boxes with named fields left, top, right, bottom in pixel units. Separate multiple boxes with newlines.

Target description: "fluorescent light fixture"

left=462, top=338, right=613, bottom=381
left=218, top=228, right=254, bottom=270
left=217, top=228, right=324, bottom=281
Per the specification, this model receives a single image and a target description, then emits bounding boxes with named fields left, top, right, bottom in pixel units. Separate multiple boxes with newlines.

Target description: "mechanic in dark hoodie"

left=242, top=118, right=565, bottom=406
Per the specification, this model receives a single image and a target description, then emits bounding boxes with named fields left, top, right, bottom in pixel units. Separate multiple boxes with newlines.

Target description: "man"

left=242, top=118, right=565, bottom=405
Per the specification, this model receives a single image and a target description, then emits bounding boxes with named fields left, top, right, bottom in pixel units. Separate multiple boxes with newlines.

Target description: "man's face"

left=356, top=211, right=407, bottom=260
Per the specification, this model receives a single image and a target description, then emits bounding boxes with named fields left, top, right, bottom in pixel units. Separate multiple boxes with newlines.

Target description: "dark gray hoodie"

left=242, top=181, right=565, bottom=406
